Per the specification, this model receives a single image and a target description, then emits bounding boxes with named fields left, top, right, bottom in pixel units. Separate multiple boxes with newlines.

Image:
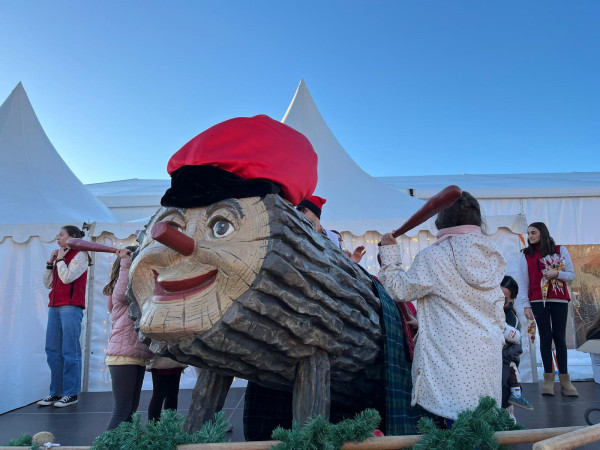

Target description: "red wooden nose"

left=151, top=222, right=195, bottom=256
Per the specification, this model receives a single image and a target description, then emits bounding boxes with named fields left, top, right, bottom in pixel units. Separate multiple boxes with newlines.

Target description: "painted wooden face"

left=130, top=197, right=270, bottom=341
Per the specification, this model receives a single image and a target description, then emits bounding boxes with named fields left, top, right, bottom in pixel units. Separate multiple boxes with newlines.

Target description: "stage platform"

left=2, top=383, right=600, bottom=448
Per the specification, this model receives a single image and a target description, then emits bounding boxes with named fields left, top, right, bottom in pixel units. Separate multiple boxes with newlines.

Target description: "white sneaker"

left=54, top=395, right=78, bottom=407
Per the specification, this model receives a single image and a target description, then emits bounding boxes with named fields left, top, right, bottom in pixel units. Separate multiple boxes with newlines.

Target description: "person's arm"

left=504, top=323, right=522, bottom=345
left=514, top=253, right=533, bottom=319
left=111, top=256, right=132, bottom=308
left=43, top=249, right=60, bottom=288
left=43, top=266, right=54, bottom=288
left=556, top=246, right=575, bottom=283
left=55, top=251, right=88, bottom=284
left=107, top=294, right=114, bottom=314
left=378, top=234, right=435, bottom=302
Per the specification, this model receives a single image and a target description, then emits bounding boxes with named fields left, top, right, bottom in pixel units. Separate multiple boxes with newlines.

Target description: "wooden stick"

left=391, top=185, right=462, bottom=238
left=532, top=423, right=600, bottom=450
left=176, top=425, right=584, bottom=449
left=151, top=222, right=195, bottom=256
left=66, top=238, right=117, bottom=254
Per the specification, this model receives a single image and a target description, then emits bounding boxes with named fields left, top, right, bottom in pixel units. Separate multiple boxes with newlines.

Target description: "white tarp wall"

left=479, top=197, right=600, bottom=246
left=0, top=234, right=60, bottom=414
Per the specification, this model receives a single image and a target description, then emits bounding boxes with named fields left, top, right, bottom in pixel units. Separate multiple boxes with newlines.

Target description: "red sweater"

left=48, top=250, right=88, bottom=308
left=525, top=245, right=570, bottom=301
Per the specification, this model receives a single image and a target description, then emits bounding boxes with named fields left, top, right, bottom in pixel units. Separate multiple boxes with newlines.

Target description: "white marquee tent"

left=4, top=79, right=593, bottom=414
left=0, top=83, right=117, bottom=414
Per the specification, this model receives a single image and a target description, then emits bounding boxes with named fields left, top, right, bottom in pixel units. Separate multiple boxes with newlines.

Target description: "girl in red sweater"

left=516, top=222, right=578, bottom=397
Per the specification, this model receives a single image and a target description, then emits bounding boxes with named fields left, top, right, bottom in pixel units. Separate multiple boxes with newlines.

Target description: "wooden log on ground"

left=176, top=426, right=585, bottom=450
left=532, top=423, right=600, bottom=449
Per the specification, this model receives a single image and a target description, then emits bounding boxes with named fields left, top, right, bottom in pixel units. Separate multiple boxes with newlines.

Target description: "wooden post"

left=532, top=423, right=600, bottom=450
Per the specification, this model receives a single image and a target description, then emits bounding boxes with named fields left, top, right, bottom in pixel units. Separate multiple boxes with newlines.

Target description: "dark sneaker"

left=38, top=395, right=62, bottom=406
left=54, top=395, right=78, bottom=407
left=508, top=394, right=534, bottom=411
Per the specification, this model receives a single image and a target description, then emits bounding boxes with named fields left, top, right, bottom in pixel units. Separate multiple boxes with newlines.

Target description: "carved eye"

left=212, top=220, right=234, bottom=238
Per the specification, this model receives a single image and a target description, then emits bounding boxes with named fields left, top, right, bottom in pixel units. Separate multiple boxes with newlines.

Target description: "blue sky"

left=1, top=1, right=599, bottom=184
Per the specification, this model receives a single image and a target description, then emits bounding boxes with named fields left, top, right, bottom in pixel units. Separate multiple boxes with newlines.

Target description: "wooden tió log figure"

left=125, top=115, right=397, bottom=434
left=128, top=194, right=385, bottom=430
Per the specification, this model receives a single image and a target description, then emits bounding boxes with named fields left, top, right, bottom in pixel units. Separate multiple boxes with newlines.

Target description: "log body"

left=129, top=195, right=385, bottom=425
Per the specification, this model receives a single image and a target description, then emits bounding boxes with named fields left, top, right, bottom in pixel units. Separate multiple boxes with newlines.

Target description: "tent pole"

left=81, top=237, right=97, bottom=393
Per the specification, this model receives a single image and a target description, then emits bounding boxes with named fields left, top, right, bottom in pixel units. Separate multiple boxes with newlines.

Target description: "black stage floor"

left=2, top=383, right=600, bottom=448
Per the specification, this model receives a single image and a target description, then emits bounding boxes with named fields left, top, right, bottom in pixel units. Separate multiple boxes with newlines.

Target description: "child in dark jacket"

left=501, top=276, right=533, bottom=411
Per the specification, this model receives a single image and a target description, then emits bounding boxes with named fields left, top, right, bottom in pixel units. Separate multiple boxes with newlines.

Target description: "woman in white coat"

left=378, top=191, right=506, bottom=425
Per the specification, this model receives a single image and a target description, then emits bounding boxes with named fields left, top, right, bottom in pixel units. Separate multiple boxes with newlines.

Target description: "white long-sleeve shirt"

left=43, top=251, right=89, bottom=288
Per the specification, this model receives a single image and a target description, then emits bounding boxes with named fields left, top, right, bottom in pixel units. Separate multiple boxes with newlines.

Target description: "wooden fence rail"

left=0, top=425, right=592, bottom=450
left=177, top=426, right=584, bottom=449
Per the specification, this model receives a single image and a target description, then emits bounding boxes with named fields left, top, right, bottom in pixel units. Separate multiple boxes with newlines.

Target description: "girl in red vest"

left=516, top=222, right=578, bottom=397
left=38, top=225, right=91, bottom=408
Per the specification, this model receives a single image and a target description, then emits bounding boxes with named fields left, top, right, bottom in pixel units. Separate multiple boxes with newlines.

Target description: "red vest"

left=48, top=250, right=88, bottom=308
left=525, top=245, right=571, bottom=301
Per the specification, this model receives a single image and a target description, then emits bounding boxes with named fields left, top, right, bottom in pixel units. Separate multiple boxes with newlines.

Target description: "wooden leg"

left=292, top=350, right=330, bottom=424
left=184, top=369, right=234, bottom=433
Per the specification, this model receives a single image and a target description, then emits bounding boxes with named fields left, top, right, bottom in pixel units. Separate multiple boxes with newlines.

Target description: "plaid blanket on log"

left=371, top=276, right=424, bottom=435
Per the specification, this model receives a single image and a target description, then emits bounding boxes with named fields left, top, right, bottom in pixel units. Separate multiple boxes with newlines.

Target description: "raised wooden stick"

left=176, top=425, right=583, bottom=449
left=151, top=222, right=195, bottom=256
left=391, top=185, right=462, bottom=238
left=66, top=238, right=117, bottom=254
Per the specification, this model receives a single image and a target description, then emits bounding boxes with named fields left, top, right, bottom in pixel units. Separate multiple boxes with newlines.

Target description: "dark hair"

left=103, top=245, right=138, bottom=296
left=501, top=275, right=519, bottom=300
left=435, top=191, right=482, bottom=230
left=522, top=222, right=556, bottom=257
left=62, top=225, right=85, bottom=238
left=62, top=225, right=92, bottom=266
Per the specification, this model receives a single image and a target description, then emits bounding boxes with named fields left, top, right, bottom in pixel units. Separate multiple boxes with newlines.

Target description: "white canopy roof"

left=380, top=172, right=600, bottom=199
left=282, top=80, right=425, bottom=235
left=0, top=83, right=115, bottom=241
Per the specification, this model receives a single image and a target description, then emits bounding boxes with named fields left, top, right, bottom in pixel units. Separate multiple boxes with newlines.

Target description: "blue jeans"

left=45, top=306, right=83, bottom=396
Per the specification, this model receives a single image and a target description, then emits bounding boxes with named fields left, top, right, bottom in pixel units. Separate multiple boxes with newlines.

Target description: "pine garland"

left=413, top=396, right=523, bottom=450
left=4, top=434, right=38, bottom=449
left=92, top=409, right=228, bottom=450
left=271, top=408, right=381, bottom=450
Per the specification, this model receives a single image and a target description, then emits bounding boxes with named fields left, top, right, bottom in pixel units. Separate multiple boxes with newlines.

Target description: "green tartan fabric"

left=243, top=381, right=293, bottom=441
left=372, top=277, right=424, bottom=435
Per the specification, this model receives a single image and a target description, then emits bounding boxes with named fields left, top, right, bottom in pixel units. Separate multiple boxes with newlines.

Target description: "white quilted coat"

left=378, top=232, right=506, bottom=420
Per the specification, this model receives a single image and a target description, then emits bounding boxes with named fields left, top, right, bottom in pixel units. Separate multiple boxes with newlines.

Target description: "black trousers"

left=147, top=371, right=183, bottom=422
left=107, top=365, right=145, bottom=431
left=531, top=301, right=569, bottom=374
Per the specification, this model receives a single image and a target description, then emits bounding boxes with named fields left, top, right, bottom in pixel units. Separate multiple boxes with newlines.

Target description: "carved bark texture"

left=184, top=369, right=233, bottom=433
left=130, top=194, right=385, bottom=415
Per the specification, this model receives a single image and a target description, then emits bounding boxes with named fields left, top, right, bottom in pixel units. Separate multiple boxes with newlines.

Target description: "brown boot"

left=559, top=373, right=579, bottom=396
left=542, top=373, right=555, bottom=396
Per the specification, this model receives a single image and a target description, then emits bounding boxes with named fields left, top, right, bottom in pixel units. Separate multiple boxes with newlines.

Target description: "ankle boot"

left=559, top=373, right=579, bottom=396
left=542, top=373, right=555, bottom=396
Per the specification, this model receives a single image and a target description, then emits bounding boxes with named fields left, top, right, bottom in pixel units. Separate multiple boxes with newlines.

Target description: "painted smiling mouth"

left=152, top=269, right=218, bottom=301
